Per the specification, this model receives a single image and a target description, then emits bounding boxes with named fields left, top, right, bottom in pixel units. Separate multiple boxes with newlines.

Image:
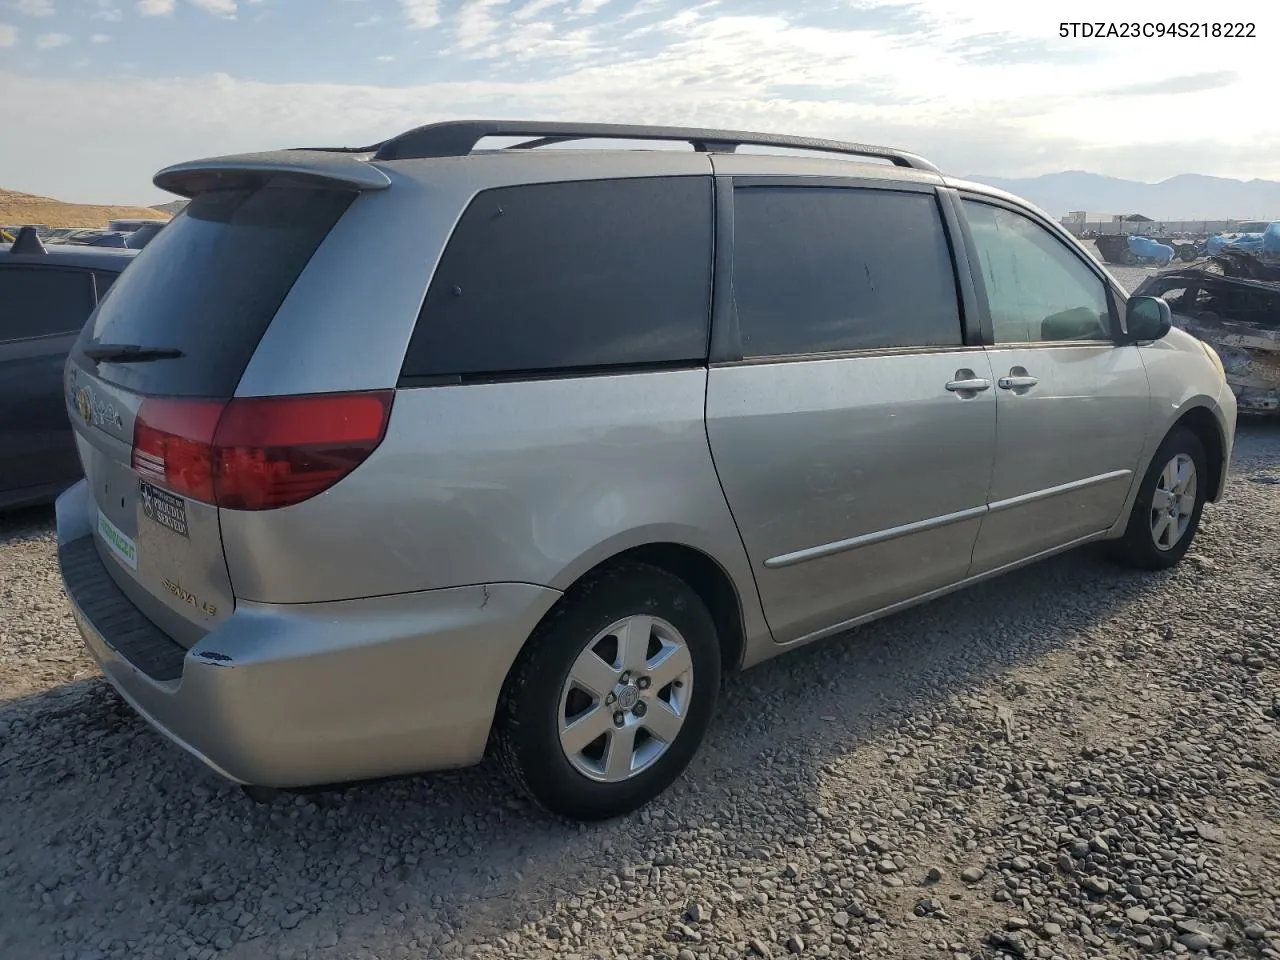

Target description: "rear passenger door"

left=0, top=265, right=97, bottom=498
left=705, top=179, right=998, bottom=645
left=955, top=197, right=1151, bottom=573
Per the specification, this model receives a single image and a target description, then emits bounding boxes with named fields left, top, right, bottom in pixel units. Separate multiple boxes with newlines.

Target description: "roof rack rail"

left=359, top=120, right=940, bottom=172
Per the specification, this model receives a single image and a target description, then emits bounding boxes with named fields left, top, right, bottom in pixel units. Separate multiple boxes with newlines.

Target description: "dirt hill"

left=0, top=188, right=172, bottom=230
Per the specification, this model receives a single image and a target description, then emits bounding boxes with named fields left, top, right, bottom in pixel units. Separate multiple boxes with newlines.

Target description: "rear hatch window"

left=72, top=179, right=355, bottom=398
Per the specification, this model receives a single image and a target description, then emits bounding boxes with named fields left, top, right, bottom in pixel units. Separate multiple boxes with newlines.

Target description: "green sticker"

left=98, top=511, right=138, bottom=570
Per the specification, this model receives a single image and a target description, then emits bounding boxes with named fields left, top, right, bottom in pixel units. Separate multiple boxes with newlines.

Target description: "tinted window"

left=402, top=176, right=712, bottom=379
left=731, top=186, right=962, bottom=357
left=962, top=201, right=1112, bottom=343
left=77, top=180, right=355, bottom=397
left=0, top=266, right=95, bottom=341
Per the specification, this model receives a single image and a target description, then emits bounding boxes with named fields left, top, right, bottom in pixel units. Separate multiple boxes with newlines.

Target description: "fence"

left=1062, top=219, right=1272, bottom=237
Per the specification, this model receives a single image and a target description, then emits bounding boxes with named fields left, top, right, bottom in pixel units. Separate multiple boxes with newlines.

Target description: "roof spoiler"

left=153, top=150, right=393, bottom=198
left=10, top=226, right=46, bottom=255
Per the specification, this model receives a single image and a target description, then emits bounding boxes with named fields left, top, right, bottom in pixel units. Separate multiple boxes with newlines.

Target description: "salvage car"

left=55, top=121, right=1237, bottom=820
left=1134, top=254, right=1280, bottom=414
left=0, top=228, right=137, bottom=509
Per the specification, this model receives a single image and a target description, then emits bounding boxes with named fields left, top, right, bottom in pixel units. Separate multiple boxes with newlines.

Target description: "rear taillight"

left=131, top=390, right=394, bottom=510
left=132, top=398, right=223, bottom=502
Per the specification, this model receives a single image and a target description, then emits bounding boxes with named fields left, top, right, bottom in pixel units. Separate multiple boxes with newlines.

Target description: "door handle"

left=945, top=378, right=991, bottom=393
left=997, top=375, right=1039, bottom=390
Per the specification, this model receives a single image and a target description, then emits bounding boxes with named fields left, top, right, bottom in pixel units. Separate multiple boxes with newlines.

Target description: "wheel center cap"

left=616, top=685, right=640, bottom=711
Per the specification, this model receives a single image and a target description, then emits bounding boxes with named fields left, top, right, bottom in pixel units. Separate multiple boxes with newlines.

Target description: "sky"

left=0, top=0, right=1276, bottom=204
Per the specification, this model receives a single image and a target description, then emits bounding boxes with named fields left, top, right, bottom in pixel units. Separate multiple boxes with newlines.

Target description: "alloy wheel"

left=557, top=615, right=694, bottom=783
left=1150, top=453, right=1198, bottom=551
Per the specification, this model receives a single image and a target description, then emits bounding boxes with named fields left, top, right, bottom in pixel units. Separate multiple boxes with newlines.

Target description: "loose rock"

left=1, top=423, right=1278, bottom=960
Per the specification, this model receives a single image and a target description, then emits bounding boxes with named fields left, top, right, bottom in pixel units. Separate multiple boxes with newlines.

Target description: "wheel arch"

left=1109, top=395, right=1228, bottom=541
left=1171, top=403, right=1227, bottom=503
left=489, top=541, right=749, bottom=749
left=609, top=542, right=748, bottom=680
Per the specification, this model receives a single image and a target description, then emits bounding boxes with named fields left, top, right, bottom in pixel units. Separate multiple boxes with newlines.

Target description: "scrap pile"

left=1135, top=245, right=1280, bottom=413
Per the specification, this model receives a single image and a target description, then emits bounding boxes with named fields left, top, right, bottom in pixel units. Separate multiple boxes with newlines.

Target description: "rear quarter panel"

left=217, top=370, right=772, bottom=651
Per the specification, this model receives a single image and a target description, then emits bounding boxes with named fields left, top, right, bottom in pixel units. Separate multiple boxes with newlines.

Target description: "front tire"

left=494, top=562, right=721, bottom=821
left=1110, top=426, right=1208, bottom=570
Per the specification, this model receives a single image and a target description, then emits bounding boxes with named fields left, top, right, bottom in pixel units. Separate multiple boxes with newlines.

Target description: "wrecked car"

left=1134, top=258, right=1280, bottom=413
left=1095, top=233, right=1175, bottom=266
left=1206, top=223, right=1280, bottom=258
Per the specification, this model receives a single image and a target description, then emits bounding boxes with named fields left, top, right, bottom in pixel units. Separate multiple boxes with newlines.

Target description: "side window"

left=0, top=266, right=95, bottom=341
left=962, top=201, right=1112, bottom=343
left=401, top=176, right=713, bottom=379
left=731, top=186, right=963, bottom=357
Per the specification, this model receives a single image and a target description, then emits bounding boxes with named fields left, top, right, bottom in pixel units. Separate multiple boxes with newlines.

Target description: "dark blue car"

left=0, top=230, right=137, bottom=509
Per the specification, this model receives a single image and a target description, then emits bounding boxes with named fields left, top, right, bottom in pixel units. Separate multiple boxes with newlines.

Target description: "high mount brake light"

left=131, top=391, right=394, bottom=510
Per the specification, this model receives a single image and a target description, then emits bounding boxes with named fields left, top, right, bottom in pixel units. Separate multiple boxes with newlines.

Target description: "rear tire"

left=1110, top=427, right=1208, bottom=570
left=494, top=562, right=721, bottom=821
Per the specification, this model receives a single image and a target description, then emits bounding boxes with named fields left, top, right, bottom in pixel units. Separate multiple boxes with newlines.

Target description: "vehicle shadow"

left=0, top=502, right=56, bottom=545
left=0, top=532, right=1174, bottom=959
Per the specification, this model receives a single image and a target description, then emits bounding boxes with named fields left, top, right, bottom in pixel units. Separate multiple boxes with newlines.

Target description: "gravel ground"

left=3, top=431, right=1278, bottom=957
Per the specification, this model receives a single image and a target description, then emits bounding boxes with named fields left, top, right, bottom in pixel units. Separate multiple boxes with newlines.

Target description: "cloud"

left=1104, top=71, right=1238, bottom=98
left=455, top=0, right=510, bottom=49
left=5, top=0, right=54, bottom=16
left=188, top=0, right=236, bottom=15
left=136, top=0, right=239, bottom=11
left=375, top=53, right=394, bottom=61
left=512, top=0, right=559, bottom=19
left=91, top=32, right=110, bottom=42
left=0, top=22, right=15, bottom=45
left=399, top=0, right=439, bottom=28
left=92, top=0, right=123, bottom=20
left=33, top=29, right=68, bottom=46
left=949, top=32, right=1100, bottom=66
left=3, top=0, right=1280, bottom=204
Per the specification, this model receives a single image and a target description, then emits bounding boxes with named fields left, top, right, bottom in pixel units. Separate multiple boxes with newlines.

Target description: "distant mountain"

left=962, top=171, right=1280, bottom=221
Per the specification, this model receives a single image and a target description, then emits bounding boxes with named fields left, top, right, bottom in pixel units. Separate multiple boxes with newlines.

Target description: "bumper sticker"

left=97, top=510, right=138, bottom=570
left=140, top=481, right=190, bottom=538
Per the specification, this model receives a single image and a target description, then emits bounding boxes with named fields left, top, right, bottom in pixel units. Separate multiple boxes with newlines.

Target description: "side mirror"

left=1125, top=295, right=1172, bottom=343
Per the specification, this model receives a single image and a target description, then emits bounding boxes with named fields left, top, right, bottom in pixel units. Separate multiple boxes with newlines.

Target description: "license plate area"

left=140, top=481, right=190, bottom=539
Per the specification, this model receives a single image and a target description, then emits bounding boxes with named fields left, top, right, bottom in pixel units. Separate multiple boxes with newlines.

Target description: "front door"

left=705, top=180, right=998, bottom=644
left=958, top=198, right=1152, bottom=573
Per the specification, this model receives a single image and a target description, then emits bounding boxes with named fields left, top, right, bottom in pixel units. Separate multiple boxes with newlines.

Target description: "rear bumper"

left=55, top=479, right=562, bottom=788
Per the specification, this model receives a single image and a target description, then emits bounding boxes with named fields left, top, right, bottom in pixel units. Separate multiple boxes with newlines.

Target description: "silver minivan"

left=56, top=121, right=1237, bottom=820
